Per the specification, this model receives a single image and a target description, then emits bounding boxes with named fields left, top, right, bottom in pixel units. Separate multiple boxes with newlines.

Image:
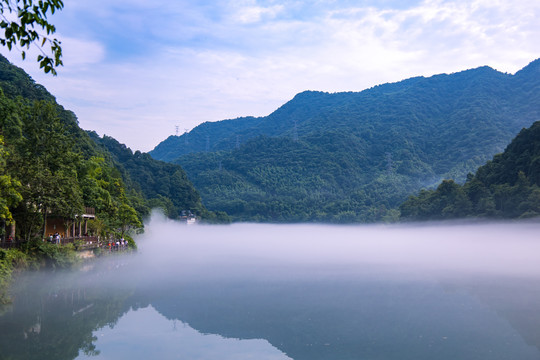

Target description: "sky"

left=1, top=0, right=540, bottom=152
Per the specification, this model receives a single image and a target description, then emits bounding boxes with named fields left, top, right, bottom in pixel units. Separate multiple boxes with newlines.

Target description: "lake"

left=2, top=215, right=540, bottom=359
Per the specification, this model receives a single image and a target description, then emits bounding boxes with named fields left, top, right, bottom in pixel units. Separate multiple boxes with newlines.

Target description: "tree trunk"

left=9, top=221, right=15, bottom=240
left=42, top=205, right=48, bottom=240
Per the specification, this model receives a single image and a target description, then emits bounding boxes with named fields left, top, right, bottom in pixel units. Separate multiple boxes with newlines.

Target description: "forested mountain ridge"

left=400, top=120, right=540, bottom=220
left=151, top=60, right=540, bottom=165
left=89, top=133, right=229, bottom=223
left=151, top=59, right=540, bottom=222
left=0, top=54, right=217, bottom=244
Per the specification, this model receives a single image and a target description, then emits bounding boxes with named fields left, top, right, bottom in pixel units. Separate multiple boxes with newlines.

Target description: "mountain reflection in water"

left=76, top=306, right=291, bottom=360
left=1, top=215, right=540, bottom=360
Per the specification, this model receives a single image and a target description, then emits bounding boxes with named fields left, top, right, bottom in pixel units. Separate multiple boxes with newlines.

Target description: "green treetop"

left=0, top=0, right=63, bottom=74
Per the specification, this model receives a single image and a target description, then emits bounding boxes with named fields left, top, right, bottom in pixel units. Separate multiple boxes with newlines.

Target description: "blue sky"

left=2, top=0, right=540, bottom=151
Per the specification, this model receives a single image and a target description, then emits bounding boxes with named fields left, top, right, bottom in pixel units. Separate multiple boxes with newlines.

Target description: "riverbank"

left=0, top=248, right=26, bottom=304
left=0, top=238, right=136, bottom=304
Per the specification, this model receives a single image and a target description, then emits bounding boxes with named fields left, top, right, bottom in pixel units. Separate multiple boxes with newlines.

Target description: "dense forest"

left=89, top=133, right=229, bottom=223
left=0, top=54, right=219, bottom=243
left=0, top=54, right=229, bottom=302
left=400, top=121, right=540, bottom=221
left=151, top=59, right=540, bottom=222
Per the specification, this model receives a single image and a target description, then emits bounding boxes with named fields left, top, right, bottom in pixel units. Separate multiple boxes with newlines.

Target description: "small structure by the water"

left=180, top=210, right=197, bottom=225
left=1, top=207, right=99, bottom=249
left=45, top=207, right=96, bottom=240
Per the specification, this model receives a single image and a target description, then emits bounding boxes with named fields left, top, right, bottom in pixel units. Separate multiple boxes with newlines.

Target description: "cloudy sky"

left=2, top=0, right=540, bottom=151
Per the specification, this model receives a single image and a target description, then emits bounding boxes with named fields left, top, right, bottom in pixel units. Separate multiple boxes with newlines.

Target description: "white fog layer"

left=135, top=214, right=540, bottom=279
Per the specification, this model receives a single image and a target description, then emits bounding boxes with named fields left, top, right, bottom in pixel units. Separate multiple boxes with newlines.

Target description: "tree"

left=114, top=202, right=142, bottom=239
left=0, top=135, right=21, bottom=224
left=78, top=156, right=114, bottom=214
left=12, top=101, right=82, bottom=241
left=0, top=0, right=63, bottom=75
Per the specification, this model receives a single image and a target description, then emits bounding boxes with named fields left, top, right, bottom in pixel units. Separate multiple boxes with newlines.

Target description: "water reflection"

left=135, top=273, right=540, bottom=360
left=0, top=268, right=134, bottom=360
left=2, top=218, right=540, bottom=359
left=76, top=306, right=291, bottom=360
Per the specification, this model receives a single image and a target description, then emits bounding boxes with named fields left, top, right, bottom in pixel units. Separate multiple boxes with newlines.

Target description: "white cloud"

left=2, top=0, right=540, bottom=151
left=232, top=3, right=285, bottom=24
left=58, top=36, right=106, bottom=68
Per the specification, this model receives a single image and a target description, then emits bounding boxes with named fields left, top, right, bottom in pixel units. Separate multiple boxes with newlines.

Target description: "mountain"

left=150, top=60, right=540, bottom=222
left=400, top=120, right=540, bottom=221
left=0, top=54, right=220, bottom=244
left=88, top=133, right=229, bottom=222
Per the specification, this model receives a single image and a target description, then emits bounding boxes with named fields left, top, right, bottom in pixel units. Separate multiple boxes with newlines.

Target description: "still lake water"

left=2, top=216, right=540, bottom=359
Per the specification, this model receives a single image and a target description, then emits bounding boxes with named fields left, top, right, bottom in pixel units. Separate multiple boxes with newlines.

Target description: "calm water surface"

left=2, top=217, right=540, bottom=359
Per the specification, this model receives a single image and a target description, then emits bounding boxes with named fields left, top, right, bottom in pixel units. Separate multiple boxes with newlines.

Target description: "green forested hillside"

left=400, top=121, right=540, bottom=221
left=0, top=54, right=214, bottom=243
left=89, top=133, right=229, bottom=223
left=0, top=54, right=145, bottom=242
left=151, top=59, right=540, bottom=222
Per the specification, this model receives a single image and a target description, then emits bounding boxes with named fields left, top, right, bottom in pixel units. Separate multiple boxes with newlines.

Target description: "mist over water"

left=136, top=213, right=540, bottom=280
left=3, top=213, right=540, bottom=360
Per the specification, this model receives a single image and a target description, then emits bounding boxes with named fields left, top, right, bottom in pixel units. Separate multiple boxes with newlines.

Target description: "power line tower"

left=184, top=129, right=189, bottom=146
left=205, top=135, right=210, bottom=152
left=175, top=125, right=179, bottom=136
left=293, top=120, right=299, bottom=142
left=385, top=152, right=393, bottom=176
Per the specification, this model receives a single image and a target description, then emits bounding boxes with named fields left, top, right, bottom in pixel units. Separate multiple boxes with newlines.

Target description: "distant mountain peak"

left=514, top=58, right=540, bottom=76
left=293, top=90, right=328, bottom=98
left=150, top=58, right=540, bottom=159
